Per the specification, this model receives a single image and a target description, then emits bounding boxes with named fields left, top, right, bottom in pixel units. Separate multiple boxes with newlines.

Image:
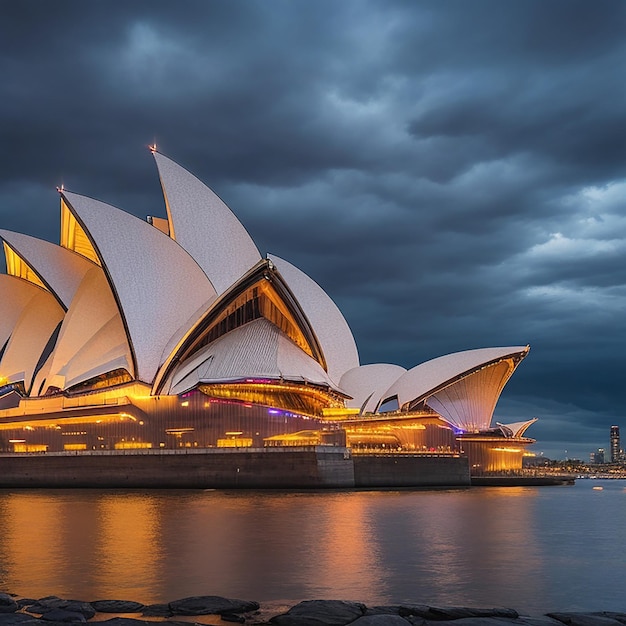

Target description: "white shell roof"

left=424, top=359, right=517, bottom=432
left=61, top=190, right=217, bottom=384
left=268, top=254, right=359, bottom=384
left=498, top=418, right=538, bottom=438
left=166, top=317, right=338, bottom=396
left=0, top=285, right=64, bottom=391
left=0, top=230, right=95, bottom=310
left=0, top=275, right=41, bottom=350
left=153, top=151, right=261, bottom=295
left=339, top=363, right=407, bottom=413
left=379, top=346, right=529, bottom=411
left=38, top=266, right=133, bottom=393
left=60, top=317, right=134, bottom=390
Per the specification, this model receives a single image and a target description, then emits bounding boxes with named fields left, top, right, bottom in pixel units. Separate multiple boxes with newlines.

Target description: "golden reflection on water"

left=0, top=492, right=68, bottom=597
left=2, top=484, right=618, bottom=613
left=93, top=494, right=160, bottom=600
left=0, top=491, right=164, bottom=601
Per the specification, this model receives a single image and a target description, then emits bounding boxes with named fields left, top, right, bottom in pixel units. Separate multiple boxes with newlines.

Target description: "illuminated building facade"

left=0, top=149, right=535, bottom=472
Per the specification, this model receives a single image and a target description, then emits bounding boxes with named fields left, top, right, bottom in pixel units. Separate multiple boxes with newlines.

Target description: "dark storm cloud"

left=1, top=0, right=625, bottom=459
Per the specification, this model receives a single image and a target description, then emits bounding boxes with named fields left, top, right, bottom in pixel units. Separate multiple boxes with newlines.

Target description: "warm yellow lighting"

left=13, top=443, right=48, bottom=453
left=225, top=431, right=243, bottom=436
left=492, top=447, right=522, bottom=453
left=263, top=430, right=321, bottom=446
left=114, top=441, right=152, bottom=450
left=0, top=410, right=144, bottom=431
left=199, top=380, right=344, bottom=417
left=181, top=401, right=189, bottom=407
left=217, top=437, right=253, bottom=448
left=60, top=198, right=101, bottom=264
left=3, top=242, right=47, bottom=289
left=322, top=407, right=360, bottom=418
left=64, top=443, right=87, bottom=451
left=165, top=427, right=194, bottom=436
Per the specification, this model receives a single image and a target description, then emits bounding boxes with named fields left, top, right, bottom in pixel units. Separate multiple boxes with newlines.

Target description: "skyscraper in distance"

left=610, top=425, right=620, bottom=463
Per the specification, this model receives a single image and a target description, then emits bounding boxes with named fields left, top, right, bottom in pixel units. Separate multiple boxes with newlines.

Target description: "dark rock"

left=422, top=608, right=519, bottom=621
left=365, top=608, right=405, bottom=617
left=169, top=596, right=260, bottom=616
left=222, top=614, right=246, bottom=623
left=98, top=619, right=191, bottom=626
left=546, top=614, right=625, bottom=626
left=16, top=600, right=38, bottom=609
left=32, top=597, right=62, bottom=609
left=39, top=609, right=86, bottom=623
left=28, top=600, right=95, bottom=621
left=22, top=603, right=51, bottom=615
left=592, top=615, right=626, bottom=625
left=514, top=617, right=566, bottom=626
left=90, top=601, right=145, bottom=614
left=367, top=607, right=429, bottom=619
left=0, top=615, right=41, bottom=625
left=422, top=619, right=520, bottom=626
left=351, top=615, right=412, bottom=626
left=269, top=600, right=367, bottom=626
left=96, top=619, right=152, bottom=626
left=141, top=604, right=172, bottom=617
left=557, top=616, right=626, bottom=626
left=0, top=595, right=18, bottom=614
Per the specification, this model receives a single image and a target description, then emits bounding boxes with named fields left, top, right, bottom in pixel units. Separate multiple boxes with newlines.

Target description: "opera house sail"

left=0, top=149, right=535, bottom=483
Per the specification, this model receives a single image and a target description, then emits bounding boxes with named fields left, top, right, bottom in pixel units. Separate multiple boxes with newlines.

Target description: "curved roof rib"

left=166, top=317, right=338, bottom=396
left=152, top=150, right=261, bottom=294
left=60, top=190, right=217, bottom=384
left=37, top=266, right=133, bottom=394
left=268, top=254, right=359, bottom=384
left=339, top=363, right=407, bottom=413
left=378, top=346, right=530, bottom=432
left=0, top=230, right=95, bottom=310
left=0, top=283, right=64, bottom=392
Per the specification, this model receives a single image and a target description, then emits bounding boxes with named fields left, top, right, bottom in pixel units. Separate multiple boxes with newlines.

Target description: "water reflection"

left=0, top=484, right=623, bottom=612
left=94, top=494, right=161, bottom=599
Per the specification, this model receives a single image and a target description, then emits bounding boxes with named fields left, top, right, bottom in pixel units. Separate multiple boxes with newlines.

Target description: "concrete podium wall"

left=0, top=448, right=469, bottom=489
left=353, top=454, right=470, bottom=488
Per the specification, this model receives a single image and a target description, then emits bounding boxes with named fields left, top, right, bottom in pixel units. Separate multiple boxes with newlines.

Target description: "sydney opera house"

left=0, top=149, right=536, bottom=477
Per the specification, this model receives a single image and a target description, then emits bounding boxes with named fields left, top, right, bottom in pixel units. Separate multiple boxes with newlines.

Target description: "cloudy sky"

left=1, top=0, right=624, bottom=459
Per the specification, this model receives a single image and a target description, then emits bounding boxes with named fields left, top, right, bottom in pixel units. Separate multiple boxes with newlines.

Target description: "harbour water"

left=0, top=480, right=624, bottom=615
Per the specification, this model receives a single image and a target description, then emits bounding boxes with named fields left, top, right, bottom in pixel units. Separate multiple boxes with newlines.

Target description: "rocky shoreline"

left=1, top=594, right=624, bottom=626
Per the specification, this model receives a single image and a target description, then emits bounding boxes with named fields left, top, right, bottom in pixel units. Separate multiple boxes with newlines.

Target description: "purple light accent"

left=181, top=389, right=200, bottom=399
left=268, top=409, right=281, bottom=415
